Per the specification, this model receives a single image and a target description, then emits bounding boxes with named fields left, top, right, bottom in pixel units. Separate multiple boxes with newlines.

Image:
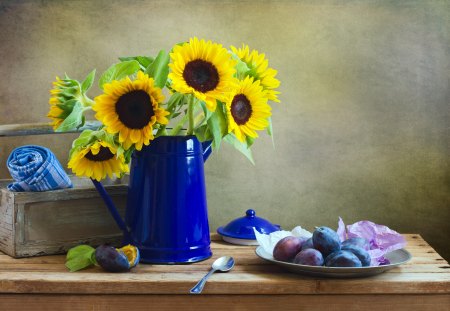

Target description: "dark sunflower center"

left=85, top=146, right=115, bottom=162
left=115, top=90, right=154, bottom=129
left=183, top=59, right=219, bottom=92
left=231, top=94, right=252, bottom=125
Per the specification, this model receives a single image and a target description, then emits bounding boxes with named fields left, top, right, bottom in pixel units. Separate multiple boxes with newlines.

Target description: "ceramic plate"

left=255, top=246, right=412, bottom=278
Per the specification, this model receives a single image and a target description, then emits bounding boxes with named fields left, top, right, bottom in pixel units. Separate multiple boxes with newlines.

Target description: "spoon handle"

left=189, top=268, right=217, bottom=294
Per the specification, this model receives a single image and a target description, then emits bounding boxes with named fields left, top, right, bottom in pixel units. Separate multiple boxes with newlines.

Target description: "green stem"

left=186, top=95, right=195, bottom=135
left=81, top=106, right=92, bottom=113
left=169, top=113, right=190, bottom=136
left=155, top=126, right=168, bottom=138
left=194, top=112, right=206, bottom=128
left=81, top=94, right=95, bottom=107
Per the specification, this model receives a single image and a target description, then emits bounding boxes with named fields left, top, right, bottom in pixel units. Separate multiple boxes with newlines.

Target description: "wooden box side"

left=0, top=177, right=127, bottom=258
left=0, top=188, right=16, bottom=257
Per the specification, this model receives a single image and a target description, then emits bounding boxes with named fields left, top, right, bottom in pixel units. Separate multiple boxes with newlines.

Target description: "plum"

left=312, top=227, right=341, bottom=257
left=95, top=244, right=140, bottom=272
left=342, top=237, right=370, bottom=251
left=273, top=236, right=304, bottom=262
left=300, top=238, right=314, bottom=251
left=342, top=245, right=371, bottom=266
left=293, top=249, right=324, bottom=266
left=324, top=250, right=362, bottom=267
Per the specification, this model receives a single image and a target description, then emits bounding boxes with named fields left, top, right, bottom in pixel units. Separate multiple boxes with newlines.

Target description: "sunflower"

left=48, top=77, right=79, bottom=130
left=230, top=45, right=280, bottom=103
left=47, top=96, right=65, bottom=129
left=68, top=140, right=129, bottom=181
left=93, top=71, right=169, bottom=151
left=226, top=76, right=271, bottom=142
left=168, top=37, right=237, bottom=111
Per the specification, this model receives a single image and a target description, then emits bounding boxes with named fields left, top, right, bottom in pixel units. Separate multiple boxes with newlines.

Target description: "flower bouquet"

left=47, top=37, right=280, bottom=181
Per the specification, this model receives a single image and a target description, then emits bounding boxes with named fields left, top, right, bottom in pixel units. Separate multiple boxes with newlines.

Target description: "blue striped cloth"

left=7, top=145, right=73, bottom=192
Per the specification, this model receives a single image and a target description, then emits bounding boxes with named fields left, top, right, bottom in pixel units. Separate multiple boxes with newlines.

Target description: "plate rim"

left=255, top=246, right=412, bottom=274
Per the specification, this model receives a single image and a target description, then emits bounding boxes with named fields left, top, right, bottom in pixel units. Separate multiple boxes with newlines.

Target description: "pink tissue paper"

left=337, top=217, right=406, bottom=266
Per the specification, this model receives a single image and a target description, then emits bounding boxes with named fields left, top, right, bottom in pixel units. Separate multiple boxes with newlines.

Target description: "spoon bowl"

left=190, top=256, right=235, bottom=294
left=212, top=256, right=235, bottom=271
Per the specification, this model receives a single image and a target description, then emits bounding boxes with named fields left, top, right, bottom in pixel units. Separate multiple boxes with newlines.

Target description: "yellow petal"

left=130, top=129, right=141, bottom=143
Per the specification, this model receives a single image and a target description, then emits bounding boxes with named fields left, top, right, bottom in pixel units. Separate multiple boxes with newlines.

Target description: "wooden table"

left=0, top=234, right=449, bottom=310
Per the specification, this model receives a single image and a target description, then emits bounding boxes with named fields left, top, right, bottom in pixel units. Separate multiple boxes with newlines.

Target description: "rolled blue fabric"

left=7, top=145, right=73, bottom=192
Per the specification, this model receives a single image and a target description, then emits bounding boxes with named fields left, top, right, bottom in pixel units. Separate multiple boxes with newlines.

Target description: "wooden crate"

left=0, top=176, right=127, bottom=258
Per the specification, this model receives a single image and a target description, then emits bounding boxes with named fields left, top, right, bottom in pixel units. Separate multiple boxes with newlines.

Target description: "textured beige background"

left=0, top=0, right=449, bottom=260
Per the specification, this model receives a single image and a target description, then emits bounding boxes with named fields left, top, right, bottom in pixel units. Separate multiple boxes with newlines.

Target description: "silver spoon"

left=190, top=256, right=235, bottom=294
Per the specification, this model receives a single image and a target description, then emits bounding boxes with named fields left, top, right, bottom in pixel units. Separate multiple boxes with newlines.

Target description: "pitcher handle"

left=201, top=141, right=212, bottom=162
left=91, top=179, right=131, bottom=240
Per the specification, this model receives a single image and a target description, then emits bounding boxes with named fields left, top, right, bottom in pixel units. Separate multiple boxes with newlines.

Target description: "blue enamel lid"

left=217, top=209, right=281, bottom=240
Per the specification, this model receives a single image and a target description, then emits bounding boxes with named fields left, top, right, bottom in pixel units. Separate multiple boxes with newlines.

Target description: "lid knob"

left=246, top=209, right=256, bottom=218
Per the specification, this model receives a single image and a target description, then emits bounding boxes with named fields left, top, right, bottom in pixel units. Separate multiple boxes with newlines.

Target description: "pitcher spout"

left=91, top=179, right=131, bottom=242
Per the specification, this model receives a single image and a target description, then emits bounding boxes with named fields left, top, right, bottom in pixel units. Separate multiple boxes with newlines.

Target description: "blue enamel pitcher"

left=92, top=135, right=212, bottom=264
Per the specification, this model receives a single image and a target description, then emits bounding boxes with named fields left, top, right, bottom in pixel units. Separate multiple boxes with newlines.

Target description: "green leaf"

left=60, top=86, right=79, bottom=97
left=198, top=100, right=213, bottom=123
left=232, top=54, right=250, bottom=75
left=136, top=56, right=154, bottom=68
left=66, top=245, right=95, bottom=260
left=206, top=101, right=228, bottom=149
left=145, top=50, right=169, bottom=88
left=118, top=56, right=136, bottom=62
left=246, top=136, right=255, bottom=148
left=98, top=131, right=117, bottom=149
left=73, top=129, right=93, bottom=143
left=81, top=69, right=96, bottom=93
left=55, top=107, right=73, bottom=121
left=194, top=124, right=213, bottom=142
left=55, top=101, right=84, bottom=132
left=165, top=92, right=184, bottom=113
left=224, top=133, right=255, bottom=164
left=116, top=145, right=125, bottom=159
left=123, top=147, right=134, bottom=164
left=267, top=117, right=275, bottom=148
left=65, top=245, right=96, bottom=272
left=69, top=129, right=94, bottom=158
left=119, top=56, right=154, bottom=70
left=246, top=67, right=260, bottom=80
left=56, top=98, right=77, bottom=113
left=62, top=76, right=81, bottom=87
left=90, top=249, right=98, bottom=265
left=99, top=60, right=140, bottom=89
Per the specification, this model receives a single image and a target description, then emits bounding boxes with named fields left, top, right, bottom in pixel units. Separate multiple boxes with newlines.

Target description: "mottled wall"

left=0, top=0, right=449, bottom=260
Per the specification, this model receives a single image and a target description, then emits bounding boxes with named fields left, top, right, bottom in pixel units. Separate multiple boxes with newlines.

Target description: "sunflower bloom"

left=47, top=96, right=65, bottom=129
left=226, top=76, right=271, bottom=142
left=47, top=77, right=81, bottom=130
left=93, top=71, right=169, bottom=151
left=169, top=37, right=237, bottom=111
left=230, top=45, right=280, bottom=103
left=68, top=140, right=129, bottom=181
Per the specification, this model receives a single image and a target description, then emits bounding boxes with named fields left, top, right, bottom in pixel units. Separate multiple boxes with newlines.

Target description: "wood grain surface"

left=0, top=122, right=101, bottom=137
left=0, top=177, right=127, bottom=257
left=0, top=234, right=449, bottom=310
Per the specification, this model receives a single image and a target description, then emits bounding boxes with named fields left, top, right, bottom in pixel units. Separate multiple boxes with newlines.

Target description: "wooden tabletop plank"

left=1, top=294, right=450, bottom=311
left=0, top=234, right=448, bottom=295
left=1, top=263, right=448, bottom=274
left=0, top=271, right=449, bottom=295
